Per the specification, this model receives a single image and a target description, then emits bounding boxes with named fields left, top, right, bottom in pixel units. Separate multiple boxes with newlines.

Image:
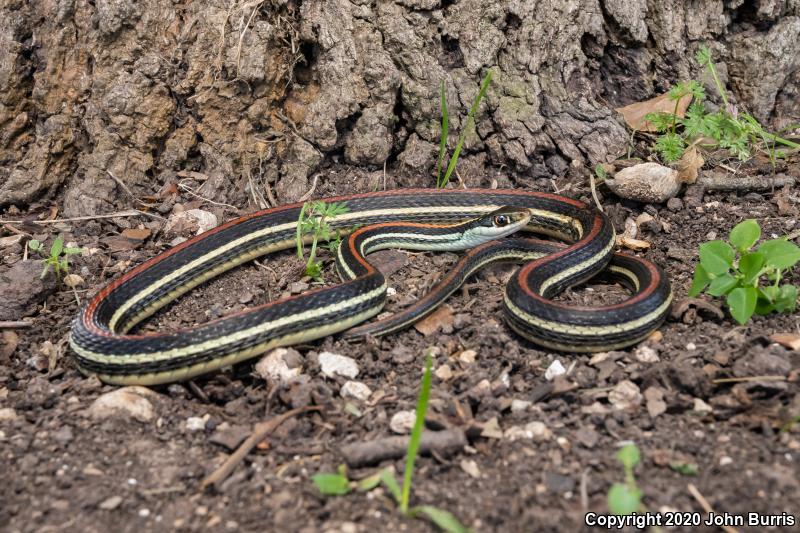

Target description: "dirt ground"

left=2, top=161, right=800, bottom=533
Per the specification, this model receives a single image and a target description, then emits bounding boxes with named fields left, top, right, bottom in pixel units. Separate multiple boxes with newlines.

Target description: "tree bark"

left=1, top=0, right=798, bottom=215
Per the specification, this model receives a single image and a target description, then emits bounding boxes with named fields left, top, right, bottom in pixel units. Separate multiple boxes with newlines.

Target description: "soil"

left=2, top=160, right=800, bottom=533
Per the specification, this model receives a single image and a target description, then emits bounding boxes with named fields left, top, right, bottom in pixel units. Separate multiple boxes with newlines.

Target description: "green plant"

left=27, top=236, right=83, bottom=281
left=688, top=219, right=800, bottom=324
left=311, top=352, right=469, bottom=533
left=296, top=200, right=349, bottom=280
left=608, top=443, right=643, bottom=515
left=644, top=46, right=799, bottom=162
left=436, top=70, right=493, bottom=188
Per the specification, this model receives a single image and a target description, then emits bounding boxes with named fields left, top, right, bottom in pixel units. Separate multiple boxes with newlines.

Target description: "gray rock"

left=0, top=261, right=57, bottom=320
left=86, top=387, right=158, bottom=422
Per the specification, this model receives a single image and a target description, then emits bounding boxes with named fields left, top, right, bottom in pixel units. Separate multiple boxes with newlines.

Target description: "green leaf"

left=729, top=219, right=760, bottom=251
left=688, top=264, right=711, bottom=297
left=312, top=472, right=351, bottom=496
left=50, top=236, right=64, bottom=258
left=616, top=444, right=640, bottom=469
left=774, top=284, right=797, bottom=313
left=607, top=483, right=642, bottom=515
left=380, top=469, right=402, bottom=503
left=707, top=273, right=739, bottom=297
left=64, top=247, right=83, bottom=255
left=696, top=45, right=712, bottom=67
left=654, top=132, right=685, bottom=162
left=643, top=112, right=675, bottom=133
left=738, top=252, right=765, bottom=284
left=357, top=470, right=384, bottom=492
left=669, top=462, right=698, bottom=476
left=754, top=297, right=775, bottom=316
left=760, top=285, right=779, bottom=302
left=758, top=240, right=800, bottom=269
left=682, top=102, right=708, bottom=139
left=726, top=286, right=757, bottom=325
left=594, top=164, right=607, bottom=180
left=305, top=261, right=322, bottom=280
left=698, top=240, right=734, bottom=275
left=411, top=506, right=470, bottom=533
left=28, top=239, right=41, bottom=251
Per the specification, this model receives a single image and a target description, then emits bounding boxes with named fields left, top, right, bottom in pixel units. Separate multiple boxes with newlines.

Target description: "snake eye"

left=493, top=215, right=510, bottom=227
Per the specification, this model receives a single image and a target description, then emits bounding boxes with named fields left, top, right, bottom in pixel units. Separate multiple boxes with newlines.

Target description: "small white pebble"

left=686, top=342, right=697, bottom=350
left=319, top=352, right=359, bottom=378
left=390, top=410, right=417, bottom=434
left=127, top=478, right=137, bottom=486
left=340, top=381, right=372, bottom=402
left=510, top=399, right=531, bottom=413
left=434, top=364, right=453, bottom=381
left=693, top=398, right=713, bottom=414
left=635, top=345, right=660, bottom=363
left=458, top=349, right=477, bottom=364
left=185, top=416, right=207, bottom=432
left=386, top=287, right=397, bottom=296
left=719, top=456, right=733, bottom=466
left=139, top=508, right=150, bottom=518
left=544, top=359, right=566, bottom=381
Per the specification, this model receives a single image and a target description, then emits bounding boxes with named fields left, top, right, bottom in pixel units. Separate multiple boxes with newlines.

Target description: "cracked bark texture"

left=1, top=0, right=799, bottom=215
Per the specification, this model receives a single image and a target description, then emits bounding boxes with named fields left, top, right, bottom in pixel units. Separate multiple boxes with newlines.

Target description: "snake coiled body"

left=70, top=189, right=672, bottom=385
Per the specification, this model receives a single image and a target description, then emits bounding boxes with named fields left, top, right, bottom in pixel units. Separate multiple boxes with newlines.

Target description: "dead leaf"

left=0, top=235, right=24, bottom=247
left=676, top=146, right=704, bottom=184
left=368, top=250, right=409, bottom=277
left=0, top=331, right=19, bottom=360
left=615, top=92, right=693, bottom=132
left=479, top=417, right=504, bottom=439
left=670, top=298, right=725, bottom=321
left=413, top=304, right=454, bottom=336
left=122, top=227, right=152, bottom=241
left=644, top=386, right=667, bottom=418
left=617, top=236, right=651, bottom=251
left=770, top=333, right=800, bottom=351
left=158, top=182, right=179, bottom=200
left=634, top=212, right=654, bottom=227
left=39, top=340, right=59, bottom=373
left=63, top=274, right=84, bottom=288
left=101, top=235, right=144, bottom=252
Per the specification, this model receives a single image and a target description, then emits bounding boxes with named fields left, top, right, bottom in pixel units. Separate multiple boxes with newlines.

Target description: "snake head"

left=466, top=206, right=531, bottom=241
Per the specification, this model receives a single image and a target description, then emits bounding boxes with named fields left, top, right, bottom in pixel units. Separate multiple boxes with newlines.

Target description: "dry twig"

left=0, top=209, right=164, bottom=225
left=0, top=321, right=33, bottom=329
left=340, top=428, right=467, bottom=468
left=687, top=483, right=739, bottom=533
left=201, top=405, right=320, bottom=489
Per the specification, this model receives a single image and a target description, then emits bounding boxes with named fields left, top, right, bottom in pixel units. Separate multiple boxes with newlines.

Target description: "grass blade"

left=380, top=468, right=402, bottom=503
left=441, top=69, right=493, bottom=188
left=400, top=351, right=433, bottom=514
left=436, top=80, right=449, bottom=188
left=411, top=506, right=470, bottom=533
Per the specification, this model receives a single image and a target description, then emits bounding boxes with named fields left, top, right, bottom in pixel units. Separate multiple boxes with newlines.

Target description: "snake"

left=69, top=188, right=672, bottom=385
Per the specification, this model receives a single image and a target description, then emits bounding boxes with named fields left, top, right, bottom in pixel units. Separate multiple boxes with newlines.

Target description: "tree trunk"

left=1, top=0, right=798, bottom=215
